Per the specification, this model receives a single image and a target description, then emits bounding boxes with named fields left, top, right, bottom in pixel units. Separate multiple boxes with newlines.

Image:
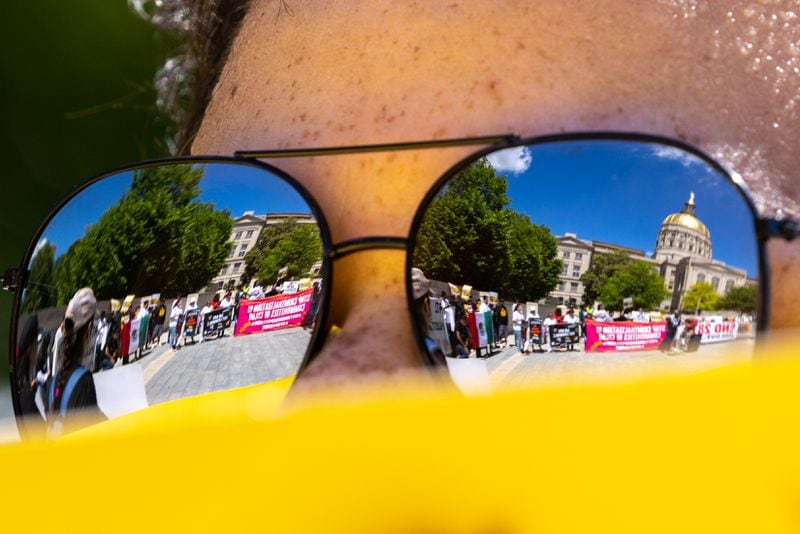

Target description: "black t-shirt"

left=105, top=336, right=120, bottom=358
left=497, top=306, right=509, bottom=325
left=154, top=304, right=167, bottom=325
left=456, top=322, right=470, bottom=346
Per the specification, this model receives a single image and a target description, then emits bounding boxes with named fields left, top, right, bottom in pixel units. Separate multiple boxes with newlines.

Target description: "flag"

left=462, top=285, right=472, bottom=301
left=483, top=310, right=494, bottom=345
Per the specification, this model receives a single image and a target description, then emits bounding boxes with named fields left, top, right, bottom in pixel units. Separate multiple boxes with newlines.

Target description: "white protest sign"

left=93, top=363, right=149, bottom=419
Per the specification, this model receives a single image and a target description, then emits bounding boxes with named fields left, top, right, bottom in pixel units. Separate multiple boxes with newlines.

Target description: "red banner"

left=235, top=288, right=313, bottom=336
left=584, top=319, right=667, bottom=352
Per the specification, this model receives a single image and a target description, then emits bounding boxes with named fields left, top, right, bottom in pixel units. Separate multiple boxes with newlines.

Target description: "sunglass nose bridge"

left=329, top=237, right=408, bottom=260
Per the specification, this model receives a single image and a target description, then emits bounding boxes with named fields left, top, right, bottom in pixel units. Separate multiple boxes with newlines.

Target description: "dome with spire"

left=653, top=192, right=712, bottom=263
left=660, top=192, right=710, bottom=238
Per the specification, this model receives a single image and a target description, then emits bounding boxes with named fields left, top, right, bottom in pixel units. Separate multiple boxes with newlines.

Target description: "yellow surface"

left=662, top=212, right=710, bottom=238
left=1, top=350, right=799, bottom=533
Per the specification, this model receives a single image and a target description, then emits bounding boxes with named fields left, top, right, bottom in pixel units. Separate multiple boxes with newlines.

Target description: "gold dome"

left=661, top=213, right=710, bottom=238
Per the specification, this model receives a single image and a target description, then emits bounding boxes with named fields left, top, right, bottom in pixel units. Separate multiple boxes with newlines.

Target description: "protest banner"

left=203, top=307, right=234, bottom=337
left=529, top=319, right=543, bottom=345
left=697, top=320, right=738, bottom=344
left=121, top=295, right=135, bottom=313
left=585, top=320, right=667, bottom=352
left=429, top=297, right=452, bottom=356
left=183, top=309, right=200, bottom=338
left=462, top=285, right=472, bottom=301
left=236, top=288, right=313, bottom=336
left=489, top=292, right=498, bottom=303
left=448, top=283, right=460, bottom=297
left=128, top=317, right=141, bottom=355
left=548, top=323, right=579, bottom=349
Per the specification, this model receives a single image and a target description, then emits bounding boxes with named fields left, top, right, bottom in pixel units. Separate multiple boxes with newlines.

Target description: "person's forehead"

left=194, top=0, right=800, bottom=217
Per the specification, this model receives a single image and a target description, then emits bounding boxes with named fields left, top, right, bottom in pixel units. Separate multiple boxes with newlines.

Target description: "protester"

left=200, top=300, right=213, bottom=343
left=101, top=330, right=120, bottom=369
left=593, top=304, right=612, bottom=322
left=670, top=310, right=685, bottom=352
left=410, top=268, right=446, bottom=366
left=47, top=288, right=105, bottom=435
left=454, top=316, right=471, bottom=359
left=512, top=303, right=524, bottom=353
left=151, top=299, right=167, bottom=345
left=543, top=312, right=557, bottom=353
left=169, top=297, right=183, bottom=350
left=563, top=308, right=579, bottom=352
left=495, top=299, right=509, bottom=348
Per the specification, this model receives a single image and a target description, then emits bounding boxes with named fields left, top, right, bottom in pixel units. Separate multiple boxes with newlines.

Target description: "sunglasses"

left=5, top=131, right=797, bottom=436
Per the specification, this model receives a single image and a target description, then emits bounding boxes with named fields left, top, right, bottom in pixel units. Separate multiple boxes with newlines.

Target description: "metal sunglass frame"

left=4, top=131, right=797, bottom=426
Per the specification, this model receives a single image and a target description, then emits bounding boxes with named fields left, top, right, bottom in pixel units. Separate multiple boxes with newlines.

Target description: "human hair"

left=412, top=294, right=431, bottom=333
left=51, top=318, right=91, bottom=413
left=175, top=0, right=255, bottom=152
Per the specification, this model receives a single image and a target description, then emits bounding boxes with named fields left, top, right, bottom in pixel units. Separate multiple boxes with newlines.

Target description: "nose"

left=290, top=248, right=433, bottom=393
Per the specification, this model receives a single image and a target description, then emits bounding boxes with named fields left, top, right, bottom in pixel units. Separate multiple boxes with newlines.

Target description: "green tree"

left=244, top=220, right=322, bottom=284
left=681, top=282, right=720, bottom=312
left=599, top=261, right=669, bottom=311
left=21, top=241, right=58, bottom=312
left=580, top=250, right=633, bottom=306
left=413, top=158, right=561, bottom=301
left=718, top=284, right=757, bottom=313
left=504, top=212, right=562, bottom=301
left=52, top=165, right=233, bottom=302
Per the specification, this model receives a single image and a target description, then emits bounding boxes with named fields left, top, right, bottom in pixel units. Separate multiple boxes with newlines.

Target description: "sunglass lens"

left=411, top=139, right=759, bottom=392
left=14, top=161, right=326, bottom=435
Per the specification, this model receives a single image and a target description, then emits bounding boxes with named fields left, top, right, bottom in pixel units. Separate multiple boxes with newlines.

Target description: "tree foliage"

left=598, top=261, right=669, bottom=311
left=681, top=282, right=720, bottom=312
left=52, top=165, right=233, bottom=303
left=718, top=284, right=757, bottom=313
left=580, top=250, right=633, bottom=306
left=243, top=220, right=322, bottom=285
left=413, top=158, right=561, bottom=301
left=21, top=241, right=58, bottom=312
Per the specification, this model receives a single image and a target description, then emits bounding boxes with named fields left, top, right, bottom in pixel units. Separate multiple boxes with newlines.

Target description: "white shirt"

left=563, top=314, right=578, bottom=324
left=220, top=298, right=232, bottom=308
left=169, top=305, right=183, bottom=327
left=512, top=311, right=524, bottom=330
left=593, top=309, right=611, bottom=322
left=479, top=302, right=490, bottom=313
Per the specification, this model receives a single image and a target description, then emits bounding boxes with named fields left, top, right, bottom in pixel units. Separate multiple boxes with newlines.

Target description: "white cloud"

left=487, top=146, right=532, bottom=175
left=650, top=145, right=704, bottom=168
left=31, top=238, right=48, bottom=260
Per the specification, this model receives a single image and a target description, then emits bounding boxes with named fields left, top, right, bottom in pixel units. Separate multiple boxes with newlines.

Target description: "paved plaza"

left=482, top=337, right=754, bottom=389
left=138, top=327, right=311, bottom=405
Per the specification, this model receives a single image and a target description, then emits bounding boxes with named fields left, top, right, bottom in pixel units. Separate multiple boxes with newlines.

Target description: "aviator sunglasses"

left=5, top=131, right=799, bottom=435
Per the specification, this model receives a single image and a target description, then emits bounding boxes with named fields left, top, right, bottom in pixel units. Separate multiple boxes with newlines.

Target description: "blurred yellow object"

left=1, top=347, right=799, bottom=533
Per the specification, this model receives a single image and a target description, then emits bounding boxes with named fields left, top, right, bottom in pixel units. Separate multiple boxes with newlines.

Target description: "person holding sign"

left=563, top=308, right=579, bottom=352
left=410, top=268, right=446, bottom=366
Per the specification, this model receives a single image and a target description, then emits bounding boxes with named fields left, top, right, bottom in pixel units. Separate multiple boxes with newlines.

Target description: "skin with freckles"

left=193, top=0, right=800, bottom=386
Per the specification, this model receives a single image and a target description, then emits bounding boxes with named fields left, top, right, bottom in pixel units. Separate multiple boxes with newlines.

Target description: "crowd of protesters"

left=436, top=288, right=695, bottom=358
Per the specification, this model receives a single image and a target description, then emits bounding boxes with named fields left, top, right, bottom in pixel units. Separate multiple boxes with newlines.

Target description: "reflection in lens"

left=15, top=163, right=324, bottom=436
left=412, top=140, right=758, bottom=392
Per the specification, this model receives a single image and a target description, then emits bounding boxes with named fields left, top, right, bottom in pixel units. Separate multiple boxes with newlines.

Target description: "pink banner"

left=235, top=288, right=313, bottom=336
left=584, top=319, right=667, bottom=353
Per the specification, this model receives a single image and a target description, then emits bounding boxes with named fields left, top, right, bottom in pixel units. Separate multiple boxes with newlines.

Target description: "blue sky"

left=486, top=140, right=758, bottom=275
left=35, top=142, right=759, bottom=276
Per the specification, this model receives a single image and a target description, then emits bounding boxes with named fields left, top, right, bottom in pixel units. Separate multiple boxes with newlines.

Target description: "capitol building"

left=551, top=193, right=754, bottom=310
